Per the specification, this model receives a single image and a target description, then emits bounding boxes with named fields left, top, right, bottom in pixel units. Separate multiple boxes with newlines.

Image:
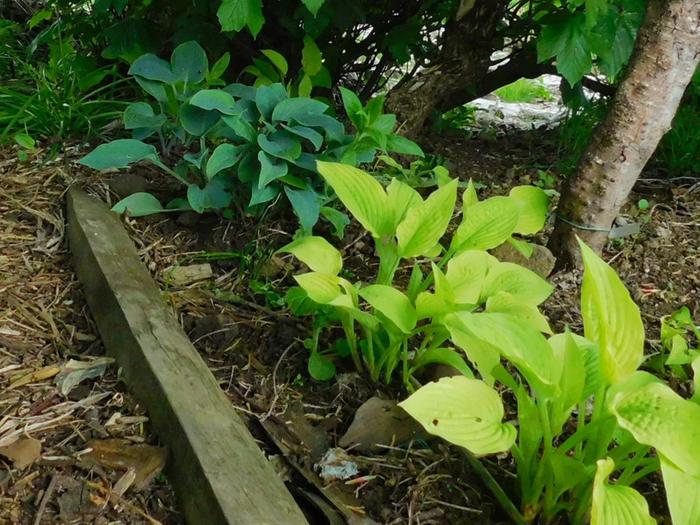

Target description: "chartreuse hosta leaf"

left=660, top=455, right=700, bottom=525
left=386, top=178, right=422, bottom=233
left=612, top=381, right=700, bottom=477
left=462, top=179, right=479, bottom=208
left=278, top=236, right=342, bottom=275
left=509, top=185, right=549, bottom=235
left=446, top=250, right=498, bottom=304
left=547, top=331, right=585, bottom=432
left=397, top=179, right=457, bottom=258
left=579, top=238, right=644, bottom=385
left=549, top=332, right=600, bottom=399
left=399, top=376, right=517, bottom=456
left=451, top=196, right=520, bottom=252
left=294, top=272, right=344, bottom=304
left=481, top=262, right=554, bottom=307
left=486, top=292, right=552, bottom=335
left=359, top=285, right=416, bottom=334
left=316, top=161, right=389, bottom=238
left=591, top=458, right=655, bottom=525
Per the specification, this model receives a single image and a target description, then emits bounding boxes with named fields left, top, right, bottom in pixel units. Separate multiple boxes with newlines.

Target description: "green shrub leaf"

left=302, top=36, right=323, bottom=76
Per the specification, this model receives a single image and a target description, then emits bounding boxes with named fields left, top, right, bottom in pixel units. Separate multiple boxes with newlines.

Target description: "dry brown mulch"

left=0, top=145, right=182, bottom=525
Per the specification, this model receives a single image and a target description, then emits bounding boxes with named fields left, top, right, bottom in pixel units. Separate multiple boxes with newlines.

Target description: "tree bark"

left=548, top=0, right=700, bottom=267
left=386, top=0, right=507, bottom=138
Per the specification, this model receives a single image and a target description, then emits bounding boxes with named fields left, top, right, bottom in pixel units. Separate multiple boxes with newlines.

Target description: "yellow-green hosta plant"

left=278, top=161, right=551, bottom=384
left=400, top=239, right=700, bottom=524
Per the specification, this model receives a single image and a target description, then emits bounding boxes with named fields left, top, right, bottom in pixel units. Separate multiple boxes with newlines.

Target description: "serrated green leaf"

left=217, top=0, right=264, bottom=37
left=278, top=236, right=342, bottom=275
left=399, top=376, right=517, bottom=455
left=537, top=13, right=592, bottom=86
left=301, top=0, right=325, bottom=16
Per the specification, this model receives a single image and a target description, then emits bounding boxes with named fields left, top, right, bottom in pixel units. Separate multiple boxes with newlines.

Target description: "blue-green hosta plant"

left=279, top=161, right=551, bottom=383
left=79, top=42, right=422, bottom=231
left=399, top=239, right=700, bottom=524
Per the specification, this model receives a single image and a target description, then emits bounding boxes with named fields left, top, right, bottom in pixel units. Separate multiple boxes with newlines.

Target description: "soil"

left=1, top=125, right=697, bottom=524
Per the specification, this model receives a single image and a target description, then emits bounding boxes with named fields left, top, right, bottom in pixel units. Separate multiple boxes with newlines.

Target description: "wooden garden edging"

left=67, top=188, right=308, bottom=525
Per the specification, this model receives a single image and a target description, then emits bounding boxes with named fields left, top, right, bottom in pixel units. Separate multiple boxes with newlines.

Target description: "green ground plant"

left=280, top=162, right=550, bottom=382
left=494, top=78, right=555, bottom=104
left=399, top=240, right=700, bottom=524
left=79, top=41, right=422, bottom=232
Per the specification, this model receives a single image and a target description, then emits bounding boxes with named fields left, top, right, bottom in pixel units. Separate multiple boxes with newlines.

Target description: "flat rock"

left=491, top=242, right=556, bottom=277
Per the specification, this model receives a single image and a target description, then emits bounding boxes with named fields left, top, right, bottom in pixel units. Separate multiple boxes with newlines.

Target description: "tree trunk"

left=386, top=0, right=507, bottom=138
left=548, top=0, right=700, bottom=267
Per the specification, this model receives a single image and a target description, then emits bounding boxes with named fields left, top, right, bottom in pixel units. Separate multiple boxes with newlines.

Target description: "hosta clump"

left=399, top=239, right=700, bottom=524
left=279, top=161, right=551, bottom=383
left=79, top=41, right=422, bottom=231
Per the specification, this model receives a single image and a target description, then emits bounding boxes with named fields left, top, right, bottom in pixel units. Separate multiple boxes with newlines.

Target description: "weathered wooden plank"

left=67, top=188, right=308, bottom=525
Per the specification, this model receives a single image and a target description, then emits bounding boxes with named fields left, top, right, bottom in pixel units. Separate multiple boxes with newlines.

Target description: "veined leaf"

left=579, top=238, right=644, bottom=384
left=123, top=102, right=166, bottom=130
left=339, top=87, right=364, bottom=129
left=462, top=179, right=479, bottom=208
left=294, top=272, right=343, bottom=304
left=278, top=236, right=342, bottom=275
left=451, top=196, right=519, bottom=252
left=189, top=89, right=238, bottom=114
left=111, top=193, right=164, bottom=217
left=301, top=0, right=325, bottom=16
left=446, top=250, right=497, bottom=305
left=397, top=179, right=457, bottom=258
left=79, top=139, right=159, bottom=170
left=272, top=97, right=329, bottom=123
left=257, top=151, right=288, bottom=187
left=261, top=49, right=288, bottom=76
left=509, top=185, right=549, bottom=235
left=386, top=178, right=422, bottom=232
left=301, top=36, right=323, bottom=76
left=549, top=332, right=601, bottom=399
left=206, top=144, right=244, bottom=179
left=548, top=331, right=586, bottom=432
left=217, top=0, right=264, bottom=37
left=411, top=348, right=474, bottom=378
left=316, top=162, right=389, bottom=238
left=591, top=458, right=655, bottom=525
left=128, top=53, right=174, bottom=83
left=660, top=454, right=700, bottom=525
left=359, top=285, right=416, bottom=334
left=486, top=292, right=552, bottom=335
left=612, top=381, right=700, bottom=477
left=481, top=262, right=554, bottom=306
left=171, top=41, right=208, bottom=84
left=399, top=376, right=517, bottom=456
left=443, top=313, right=501, bottom=382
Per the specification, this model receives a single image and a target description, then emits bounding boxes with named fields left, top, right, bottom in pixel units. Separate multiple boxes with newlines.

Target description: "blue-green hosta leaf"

left=282, top=124, right=323, bottom=150
left=386, top=134, right=424, bottom=157
left=301, top=0, right=325, bottom=16
left=217, top=0, right=264, bottom=37
left=359, top=285, right=416, bottom=334
left=255, top=83, right=288, bottom=121
left=271, top=97, right=329, bottom=123
left=179, top=104, right=220, bottom=136
left=171, top=41, right=208, bottom=84
left=320, top=206, right=350, bottom=239
left=294, top=272, right=343, bottom=304
left=509, top=186, right=549, bottom=235
left=446, top=250, right=498, bottom=305
left=187, top=178, right=232, bottom=213
left=261, top=49, right=288, bottom=76
left=285, top=187, right=321, bottom=233
left=454, top=312, right=560, bottom=394
left=222, top=115, right=257, bottom=142
left=223, top=83, right=256, bottom=100
left=123, top=102, right=166, bottom=130
left=399, top=376, right=517, bottom=456
left=316, top=162, right=389, bottom=238
left=481, top=262, right=554, bottom=306
left=386, top=178, right=422, bottom=232
left=451, top=196, right=519, bottom=252
left=660, top=454, right=700, bottom=525
left=278, top=236, right=342, bottom=275
left=189, top=89, right=237, bottom=115
left=397, top=179, right=457, bottom=258
left=579, top=238, right=644, bottom=385
left=128, top=53, right=174, bottom=83
left=111, top=192, right=164, bottom=217
left=612, top=381, right=700, bottom=477
left=79, top=139, right=159, bottom=170
left=206, top=144, right=245, bottom=179
left=411, top=347, right=474, bottom=378
left=257, top=151, right=288, bottom=187
left=486, top=292, right=552, bottom=334
left=134, top=76, right=168, bottom=103
left=301, top=36, right=323, bottom=76
left=258, top=131, right=302, bottom=162
left=591, top=458, right=655, bottom=525
left=291, top=113, right=344, bottom=142
left=249, top=182, right=279, bottom=206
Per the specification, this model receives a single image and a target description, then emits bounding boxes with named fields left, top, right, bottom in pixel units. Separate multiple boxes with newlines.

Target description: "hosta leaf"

left=128, top=53, right=174, bottom=83
left=249, top=182, right=279, bottom=206
left=285, top=187, right=321, bottom=233
left=222, top=115, right=257, bottom=142
left=278, top=236, right=342, bottom=275
left=271, top=97, right=329, bottom=123
left=206, top=144, right=244, bottom=179
left=579, top=238, right=644, bottom=384
left=399, top=376, right=517, bottom=455
left=660, top=454, right=700, bottom=525
left=187, top=178, right=232, bottom=213
left=549, top=333, right=601, bottom=399
left=123, top=102, right=166, bottom=130
left=261, top=49, right=288, bottom=76
left=411, top=347, right=474, bottom=378
left=255, top=83, right=288, bottom=121
left=258, top=131, right=302, bottom=162
left=451, top=196, right=519, bottom=252
left=257, top=151, right=288, bottom=187
left=612, top=381, right=700, bottom=477
left=189, top=89, right=237, bottom=115
left=446, top=250, right=497, bottom=305
left=462, top=179, right=479, bottom=208
left=481, top=262, right=554, bottom=306
left=294, top=272, right=343, bottom=304
left=443, top=313, right=502, bottom=382
left=292, top=113, right=344, bottom=142
left=171, top=41, right=208, bottom=84
left=486, top=292, right=552, bottom=334
left=397, top=179, right=457, bottom=258
left=223, top=82, right=256, bottom=100
left=509, top=185, right=549, bottom=235
left=591, top=458, right=655, bottom=525
left=320, top=206, right=350, bottom=239
left=179, top=104, right=220, bottom=136
left=455, top=312, right=559, bottom=394
left=111, top=193, right=164, bottom=217
left=548, top=331, right=586, bottom=432
left=79, top=139, right=159, bottom=170
left=386, top=178, right=422, bottom=232
left=282, top=124, right=323, bottom=150
left=308, top=352, right=335, bottom=381
left=316, top=162, right=388, bottom=238
left=359, top=285, right=416, bottom=334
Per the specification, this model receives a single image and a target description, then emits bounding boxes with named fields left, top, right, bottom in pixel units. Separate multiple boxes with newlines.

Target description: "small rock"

left=108, top=174, right=149, bottom=199
left=167, top=264, right=213, bottom=286
left=491, top=242, right=556, bottom=277
left=315, top=448, right=358, bottom=482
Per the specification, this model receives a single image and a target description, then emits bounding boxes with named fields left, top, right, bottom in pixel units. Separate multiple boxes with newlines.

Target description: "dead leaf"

left=339, top=397, right=427, bottom=453
left=82, top=439, right=167, bottom=490
left=111, top=467, right=137, bottom=502
left=54, top=357, right=115, bottom=395
left=167, top=263, right=213, bottom=285
left=56, top=476, right=101, bottom=520
left=0, top=437, right=41, bottom=468
left=9, top=365, right=61, bottom=389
